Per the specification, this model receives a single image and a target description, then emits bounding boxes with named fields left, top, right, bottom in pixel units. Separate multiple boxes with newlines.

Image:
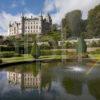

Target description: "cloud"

left=0, top=11, right=39, bottom=35
left=43, top=0, right=56, bottom=13
left=0, top=12, right=20, bottom=34
left=43, top=0, right=100, bottom=24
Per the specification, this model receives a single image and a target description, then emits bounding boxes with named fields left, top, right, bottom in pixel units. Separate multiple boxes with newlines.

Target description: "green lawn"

left=2, top=55, right=68, bottom=63
left=1, top=53, right=100, bottom=64
left=2, top=54, right=33, bottom=63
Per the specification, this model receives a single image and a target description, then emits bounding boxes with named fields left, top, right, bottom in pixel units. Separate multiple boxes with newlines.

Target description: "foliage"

left=40, top=43, right=51, bottom=50
left=40, top=33, right=60, bottom=49
left=0, top=51, right=21, bottom=58
left=0, top=45, right=15, bottom=51
left=77, top=36, right=87, bottom=54
left=63, top=77, right=82, bottom=95
left=65, top=42, right=76, bottom=48
left=90, top=40, right=100, bottom=47
left=31, top=42, right=41, bottom=59
left=87, top=5, right=100, bottom=38
left=88, top=79, right=100, bottom=100
left=62, top=10, right=84, bottom=38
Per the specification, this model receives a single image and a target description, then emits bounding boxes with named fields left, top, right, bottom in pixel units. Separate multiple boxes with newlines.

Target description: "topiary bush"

left=31, top=42, right=41, bottom=59
left=77, top=36, right=87, bottom=54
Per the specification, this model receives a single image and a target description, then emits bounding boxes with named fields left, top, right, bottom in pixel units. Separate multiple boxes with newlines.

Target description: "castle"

left=9, top=14, right=52, bottom=36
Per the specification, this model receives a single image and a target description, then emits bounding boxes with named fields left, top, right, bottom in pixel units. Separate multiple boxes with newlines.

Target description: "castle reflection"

left=7, top=71, right=41, bottom=90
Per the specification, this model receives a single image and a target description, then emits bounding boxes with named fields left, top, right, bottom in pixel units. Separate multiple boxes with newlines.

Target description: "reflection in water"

left=0, top=61, right=99, bottom=100
left=7, top=71, right=41, bottom=90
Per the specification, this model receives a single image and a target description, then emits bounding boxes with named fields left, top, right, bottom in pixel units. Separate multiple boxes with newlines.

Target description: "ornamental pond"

left=0, top=60, right=100, bottom=100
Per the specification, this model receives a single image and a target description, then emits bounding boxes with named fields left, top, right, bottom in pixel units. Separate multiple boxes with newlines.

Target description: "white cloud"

left=0, top=12, right=20, bottom=35
left=43, top=0, right=100, bottom=24
left=0, top=11, right=38, bottom=35
left=43, top=0, right=56, bottom=13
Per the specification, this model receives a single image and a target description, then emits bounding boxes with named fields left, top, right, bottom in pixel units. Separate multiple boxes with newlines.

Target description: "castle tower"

left=46, top=13, right=52, bottom=24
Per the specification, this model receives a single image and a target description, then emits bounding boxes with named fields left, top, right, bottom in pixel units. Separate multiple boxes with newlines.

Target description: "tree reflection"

left=88, top=79, right=100, bottom=100
left=62, top=77, right=82, bottom=96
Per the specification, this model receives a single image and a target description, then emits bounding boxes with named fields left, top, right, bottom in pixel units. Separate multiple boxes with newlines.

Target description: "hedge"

left=0, top=45, right=32, bottom=54
left=0, top=45, right=15, bottom=51
left=0, top=51, right=21, bottom=58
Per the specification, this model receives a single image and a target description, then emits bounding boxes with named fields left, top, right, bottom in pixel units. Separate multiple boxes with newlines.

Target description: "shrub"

left=90, top=41, right=98, bottom=47
left=65, top=42, right=74, bottom=48
left=31, top=42, right=41, bottom=59
left=0, top=45, right=15, bottom=51
left=77, top=37, right=87, bottom=54
left=0, top=51, right=21, bottom=58
left=40, top=44, right=51, bottom=49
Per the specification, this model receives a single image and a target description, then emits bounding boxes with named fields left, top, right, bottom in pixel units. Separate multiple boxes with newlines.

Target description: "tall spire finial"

left=41, top=11, right=43, bottom=17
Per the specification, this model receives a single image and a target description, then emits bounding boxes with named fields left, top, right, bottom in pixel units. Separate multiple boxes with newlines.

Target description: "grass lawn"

left=2, top=55, right=68, bottom=63
left=1, top=53, right=100, bottom=64
left=2, top=54, right=33, bottom=63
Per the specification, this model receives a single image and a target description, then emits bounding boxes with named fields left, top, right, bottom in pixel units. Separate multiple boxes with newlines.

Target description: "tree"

left=62, top=10, right=83, bottom=38
left=77, top=36, right=87, bottom=54
left=31, top=41, right=41, bottom=59
left=87, top=5, right=100, bottom=37
left=52, top=24, right=58, bottom=32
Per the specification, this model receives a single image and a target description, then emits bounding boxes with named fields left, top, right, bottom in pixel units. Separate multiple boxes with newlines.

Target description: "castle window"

left=36, top=26, right=38, bottom=29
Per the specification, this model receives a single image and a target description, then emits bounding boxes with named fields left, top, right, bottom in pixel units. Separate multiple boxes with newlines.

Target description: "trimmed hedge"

left=0, top=45, right=15, bottom=51
left=0, top=45, right=32, bottom=54
left=0, top=51, right=21, bottom=58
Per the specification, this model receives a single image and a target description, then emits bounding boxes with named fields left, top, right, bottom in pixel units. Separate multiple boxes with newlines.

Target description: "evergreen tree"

left=31, top=41, right=41, bottom=59
left=77, top=36, right=87, bottom=54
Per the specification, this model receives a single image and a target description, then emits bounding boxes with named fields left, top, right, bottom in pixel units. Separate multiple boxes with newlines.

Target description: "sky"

left=0, top=0, right=100, bottom=35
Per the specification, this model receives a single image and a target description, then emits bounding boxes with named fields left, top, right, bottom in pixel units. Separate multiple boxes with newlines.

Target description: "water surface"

left=0, top=60, right=100, bottom=100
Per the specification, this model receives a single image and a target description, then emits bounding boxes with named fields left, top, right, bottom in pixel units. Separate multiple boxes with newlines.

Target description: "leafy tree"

left=62, top=10, right=83, bottom=38
left=87, top=5, right=100, bottom=37
left=52, top=24, right=58, bottom=32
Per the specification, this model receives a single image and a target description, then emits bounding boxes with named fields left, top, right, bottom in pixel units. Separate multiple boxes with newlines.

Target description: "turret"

left=45, top=13, right=52, bottom=23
